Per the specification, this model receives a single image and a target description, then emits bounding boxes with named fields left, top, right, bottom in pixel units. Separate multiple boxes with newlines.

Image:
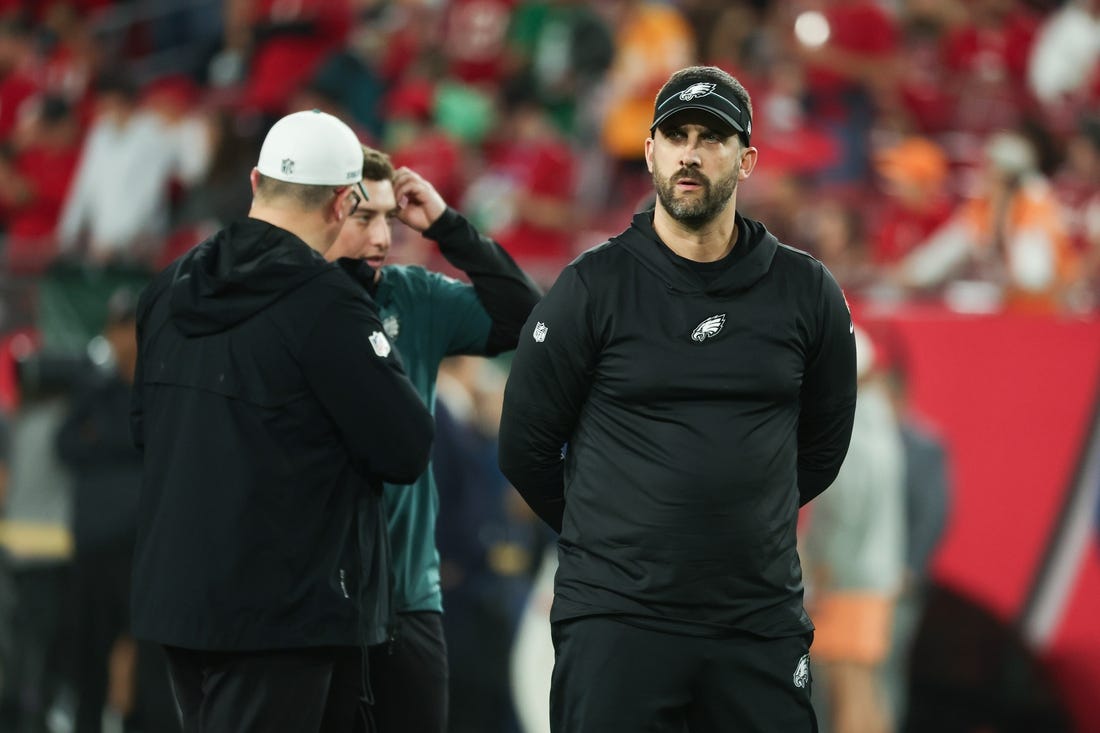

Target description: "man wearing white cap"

left=129, top=110, right=435, bottom=732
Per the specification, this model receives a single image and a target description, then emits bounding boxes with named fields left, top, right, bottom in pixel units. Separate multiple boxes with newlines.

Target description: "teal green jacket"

left=368, top=208, right=540, bottom=614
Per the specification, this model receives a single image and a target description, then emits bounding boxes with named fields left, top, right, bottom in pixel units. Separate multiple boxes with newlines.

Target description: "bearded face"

left=652, top=157, right=739, bottom=229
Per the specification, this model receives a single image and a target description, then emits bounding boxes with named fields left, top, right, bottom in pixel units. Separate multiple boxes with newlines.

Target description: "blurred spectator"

left=218, top=0, right=353, bottom=116
left=802, top=326, right=906, bottom=733
left=1052, top=115, right=1100, bottom=307
left=55, top=71, right=213, bottom=267
left=691, top=0, right=760, bottom=74
left=940, top=0, right=1039, bottom=140
left=145, top=0, right=223, bottom=80
left=898, top=130, right=1075, bottom=312
left=794, top=0, right=900, bottom=185
left=464, top=82, right=578, bottom=283
left=386, top=77, right=466, bottom=207
left=0, top=17, right=42, bottom=141
left=1026, top=0, right=1100, bottom=135
left=894, top=3, right=957, bottom=134
left=368, top=2, right=443, bottom=86
left=37, top=0, right=101, bottom=105
left=870, top=136, right=953, bottom=266
left=286, top=79, right=370, bottom=144
left=0, top=338, right=76, bottom=732
left=505, top=0, right=614, bottom=135
left=599, top=0, right=695, bottom=205
left=302, top=49, right=386, bottom=140
left=806, top=198, right=877, bottom=292
left=443, top=0, right=516, bottom=86
left=744, top=58, right=840, bottom=185
left=509, top=542, right=555, bottom=733
left=739, top=171, right=808, bottom=246
left=0, top=94, right=81, bottom=274
left=172, top=107, right=262, bottom=240
left=881, top=349, right=952, bottom=729
left=56, top=290, right=175, bottom=733
left=435, top=356, right=541, bottom=733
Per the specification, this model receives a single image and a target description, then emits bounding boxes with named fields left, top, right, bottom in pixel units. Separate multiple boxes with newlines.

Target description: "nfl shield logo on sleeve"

left=533, top=322, right=548, bottom=343
left=369, top=331, right=391, bottom=358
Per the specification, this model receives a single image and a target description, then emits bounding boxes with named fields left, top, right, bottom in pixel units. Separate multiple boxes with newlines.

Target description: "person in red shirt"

left=941, top=0, right=1040, bottom=137
left=386, top=79, right=465, bottom=209
left=0, top=94, right=80, bottom=273
left=470, top=84, right=578, bottom=285
left=795, top=0, right=900, bottom=183
left=38, top=1, right=97, bottom=105
left=0, top=17, right=42, bottom=142
left=224, top=0, right=353, bottom=116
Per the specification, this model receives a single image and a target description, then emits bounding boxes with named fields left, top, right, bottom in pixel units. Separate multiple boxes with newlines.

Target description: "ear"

left=249, top=168, right=261, bottom=194
left=644, top=137, right=655, bottom=174
left=332, top=186, right=349, bottom=223
left=738, top=146, right=759, bottom=180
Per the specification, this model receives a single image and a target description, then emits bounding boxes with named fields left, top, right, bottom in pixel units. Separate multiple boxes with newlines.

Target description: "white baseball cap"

left=256, top=109, right=364, bottom=186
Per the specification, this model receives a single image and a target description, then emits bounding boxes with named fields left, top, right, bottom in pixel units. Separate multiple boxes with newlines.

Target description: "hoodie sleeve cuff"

left=422, top=207, right=464, bottom=243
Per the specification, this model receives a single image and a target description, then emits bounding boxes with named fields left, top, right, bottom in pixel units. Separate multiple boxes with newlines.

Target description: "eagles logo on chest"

left=382, top=314, right=400, bottom=339
left=691, top=314, right=726, bottom=342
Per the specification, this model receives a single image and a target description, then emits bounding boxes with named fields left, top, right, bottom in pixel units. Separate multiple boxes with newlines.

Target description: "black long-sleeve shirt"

left=498, top=211, right=856, bottom=638
left=427, top=207, right=542, bottom=355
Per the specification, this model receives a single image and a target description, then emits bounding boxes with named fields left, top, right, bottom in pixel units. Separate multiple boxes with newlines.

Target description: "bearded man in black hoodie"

left=499, top=66, right=858, bottom=732
left=129, top=110, right=434, bottom=733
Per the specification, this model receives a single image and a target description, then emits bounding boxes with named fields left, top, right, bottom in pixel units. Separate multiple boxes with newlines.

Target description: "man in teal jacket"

left=325, top=146, right=541, bottom=733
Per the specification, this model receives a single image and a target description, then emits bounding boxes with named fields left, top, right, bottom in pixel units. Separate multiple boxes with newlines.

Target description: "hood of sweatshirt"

left=614, top=209, right=778, bottom=296
left=169, top=218, right=335, bottom=336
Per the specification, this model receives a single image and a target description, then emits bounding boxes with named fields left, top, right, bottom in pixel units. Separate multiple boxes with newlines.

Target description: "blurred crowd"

left=0, top=0, right=1095, bottom=731
left=0, top=0, right=1093, bottom=306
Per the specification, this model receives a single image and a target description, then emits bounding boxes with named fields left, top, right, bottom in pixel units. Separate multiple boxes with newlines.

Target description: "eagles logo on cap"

left=679, top=83, right=716, bottom=101
left=651, top=72, right=752, bottom=147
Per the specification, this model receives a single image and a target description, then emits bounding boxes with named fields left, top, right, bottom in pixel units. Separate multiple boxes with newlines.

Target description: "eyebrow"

left=354, top=206, right=399, bottom=218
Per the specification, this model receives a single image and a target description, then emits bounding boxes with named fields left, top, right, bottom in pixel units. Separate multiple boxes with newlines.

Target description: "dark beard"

left=653, top=163, right=738, bottom=229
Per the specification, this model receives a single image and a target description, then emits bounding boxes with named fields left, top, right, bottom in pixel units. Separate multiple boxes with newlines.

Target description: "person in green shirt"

left=324, top=145, right=541, bottom=733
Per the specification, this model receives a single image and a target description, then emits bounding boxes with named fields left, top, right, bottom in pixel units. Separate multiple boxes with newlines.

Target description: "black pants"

left=0, top=563, right=71, bottom=733
left=73, top=545, right=130, bottom=733
left=550, top=616, right=817, bottom=733
left=361, top=611, right=448, bottom=733
left=164, top=646, right=359, bottom=733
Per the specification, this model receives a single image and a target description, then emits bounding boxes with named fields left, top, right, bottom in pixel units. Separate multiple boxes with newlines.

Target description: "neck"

left=247, top=203, right=332, bottom=255
left=652, top=198, right=738, bottom=262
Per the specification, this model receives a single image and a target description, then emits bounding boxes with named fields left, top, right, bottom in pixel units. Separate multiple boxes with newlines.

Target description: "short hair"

left=255, top=173, right=335, bottom=209
left=361, top=145, right=395, bottom=183
left=657, top=66, right=753, bottom=144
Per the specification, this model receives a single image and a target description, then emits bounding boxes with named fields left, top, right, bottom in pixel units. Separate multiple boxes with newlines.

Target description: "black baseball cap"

left=651, top=78, right=752, bottom=146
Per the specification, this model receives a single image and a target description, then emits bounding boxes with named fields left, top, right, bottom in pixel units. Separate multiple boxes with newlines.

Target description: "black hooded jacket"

left=499, top=211, right=856, bottom=638
left=130, top=218, right=434, bottom=651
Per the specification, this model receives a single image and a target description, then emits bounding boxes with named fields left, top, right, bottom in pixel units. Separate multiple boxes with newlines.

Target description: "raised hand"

left=392, top=167, right=447, bottom=234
